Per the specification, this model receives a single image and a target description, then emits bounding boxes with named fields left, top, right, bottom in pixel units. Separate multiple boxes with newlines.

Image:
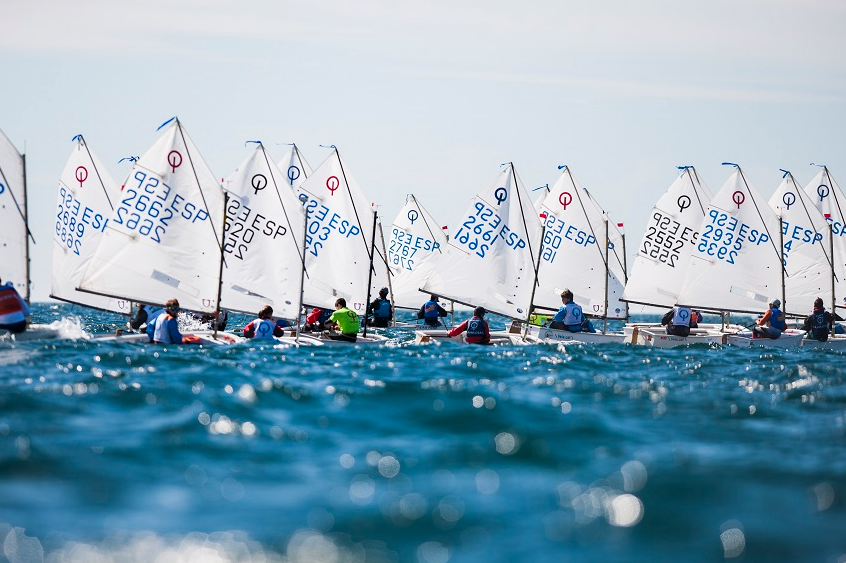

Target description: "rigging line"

left=0, top=156, right=35, bottom=244
left=823, top=166, right=846, bottom=228
left=412, top=194, right=446, bottom=255
left=683, top=166, right=709, bottom=216
left=333, top=147, right=374, bottom=262
left=292, top=144, right=310, bottom=181
left=563, top=166, right=608, bottom=271
left=174, top=118, right=222, bottom=249
left=258, top=142, right=306, bottom=266
left=788, top=172, right=836, bottom=274
left=78, top=134, right=115, bottom=211
left=509, top=163, right=541, bottom=287
left=736, top=166, right=786, bottom=276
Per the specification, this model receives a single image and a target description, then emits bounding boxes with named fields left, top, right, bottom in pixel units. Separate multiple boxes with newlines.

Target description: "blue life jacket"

left=467, top=318, right=486, bottom=338
left=769, top=307, right=786, bottom=331
left=252, top=318, right=276, bottom=340
left=145, top=309, right=165, bottom=341
left=811, top=312, right=829, bottom=341
left=423, top=301, right=440, bottom=319
left=374, top=298, right=391, bottom=319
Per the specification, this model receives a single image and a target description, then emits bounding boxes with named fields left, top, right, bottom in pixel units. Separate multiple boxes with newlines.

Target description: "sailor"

left=803, top=297, right=835, bottom=341
left=128, top=303, right=163, bottom=331
left=549, top=289, right=594, bottom=332
left=302, top=307, right=332, bottom=332
left=0, top=277, right=30, bottom=334
left=326, top=298, right=360, bottom=342
left=147, top=299, right=197, bottom=344
left=448, top=306, right=491, bottom=344
left=661, top=305, right=701, bottom=337
left=753, top=298, right=786, bottom=339
left=418, top=295, right=448, bottom=327
left=243, top=305, right=285, bottom=340
left=366, top=287, right=393, bottom=328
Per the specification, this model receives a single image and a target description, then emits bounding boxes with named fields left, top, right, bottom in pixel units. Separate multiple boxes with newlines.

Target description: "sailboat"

left=50, top=135, right=133, bottom=315
left=291, top=146, right=391, bottom=344
left=675, top=164, right=806, bottom=348
left=418, top=163, right=543, bottom=344
left=0, top=127, right=57, bottom=340
left=277, top=143, right=312, bottom=193
left=800, top=165, right=846, bottom=349
left=523, top=165, right=628, bottom=344
left=386, top=194, right=450, bottom=316
left=620, top=166, right=733, bottom=347
left=219, top=141, right=307, bottom=320
left=78, top=117, right=238, bottom=344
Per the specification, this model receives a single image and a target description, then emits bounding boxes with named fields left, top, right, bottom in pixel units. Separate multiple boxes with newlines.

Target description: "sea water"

left=0, top=304, right=844, bottom=563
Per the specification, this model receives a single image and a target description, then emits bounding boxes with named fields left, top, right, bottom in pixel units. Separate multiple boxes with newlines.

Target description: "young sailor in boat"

left=803, top=297, right=835, bottom=342
left=0, top=277, right=30, bottom=334
left=243, top=305, right=286, bottom=340
left=128, top=303, right=163, bottom=332
left=661, top=306, right=702, bottom=337
left=548, top=289, right=595, bottom=333
left=146, top=299, right=199, bottom=344
left=326, top=298, right=360, bottom=342
left=301, top=307, right=332, bottom=332
left=448, top=306, right=491, bottom=344
left=752, top=299, right=786, bottom=339
left=365, top=287, right=393, bottom=328
left=418, top=295, right=448, bottom=327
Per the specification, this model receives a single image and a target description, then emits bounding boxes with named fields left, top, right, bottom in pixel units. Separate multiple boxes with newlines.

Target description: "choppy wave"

left=0, top=304, right=844, bottom=563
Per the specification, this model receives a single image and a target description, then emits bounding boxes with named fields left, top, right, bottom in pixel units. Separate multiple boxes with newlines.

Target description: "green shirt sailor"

left=330, top=307, right=360, bottom=335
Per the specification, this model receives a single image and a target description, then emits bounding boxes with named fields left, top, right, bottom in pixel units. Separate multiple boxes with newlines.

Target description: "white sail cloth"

left=387, top=195, right=449, bottom=310
left=768, top=172, right=830, bottom=315
left=51, top=135, right=131, bottom=314
left=804, top=167, right=846, bottom=308
left=219, top=143, right=306, bottom=318
left=534, top=166, right=627, bottom=318
left=277, top=144, right=312, bottom=193
left=423, top=164, right=543, bottom=319
left=295, top=148, right=390, bottom=313
left=79, top=118, right=225, bottom=313
left=622, top=167, right=714, bottom=308
left=0, top=127, right=29, bottom=299
left=677, top=167, right=784, bottom=314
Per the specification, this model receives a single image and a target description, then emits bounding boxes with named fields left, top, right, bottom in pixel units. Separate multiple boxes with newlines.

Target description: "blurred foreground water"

left=0, top=304, right=844, bottom=563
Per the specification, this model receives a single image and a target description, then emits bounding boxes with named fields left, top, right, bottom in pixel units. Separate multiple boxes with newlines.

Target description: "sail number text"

left=55, top=186, right=109, bottom=256
left=301, top=198, right=361, bottom=258
left=640, top=211, right=697, bottom=268
left=223, top=197, right=288, bottom=260
left=114, top=171, right=209, bottom=243
left=453, top=201, right=526, bottom=258
left=696, top=209, right=770, bottom=264
left=388, top=228, right=440, bottom=271
left=540, top=211, right=595, bottom=263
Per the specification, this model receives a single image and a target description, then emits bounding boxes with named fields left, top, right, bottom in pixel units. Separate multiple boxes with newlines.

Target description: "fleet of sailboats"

left=4, top=119, right=846, bottom=348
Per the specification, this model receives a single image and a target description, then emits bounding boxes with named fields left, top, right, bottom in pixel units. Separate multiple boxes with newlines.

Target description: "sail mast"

left=22, top=152, right=30, bottom=302
left=363, top=210, right=379, bottom=338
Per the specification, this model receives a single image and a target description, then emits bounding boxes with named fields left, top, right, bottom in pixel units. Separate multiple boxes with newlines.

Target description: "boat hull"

left=624, top=324, right=729, bottom=348
left=521, top=324, right=624, bottom=344
left=726, top=329, right=806, bottom=348
left=801, top=334, right=846, bottom=349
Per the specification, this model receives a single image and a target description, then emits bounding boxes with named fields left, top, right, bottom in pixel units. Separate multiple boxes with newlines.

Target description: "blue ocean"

left=1, top=303, right=844, bottom=563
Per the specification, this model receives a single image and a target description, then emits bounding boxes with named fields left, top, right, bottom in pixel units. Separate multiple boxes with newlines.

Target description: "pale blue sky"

left=3, top=0, right=845, bottom=304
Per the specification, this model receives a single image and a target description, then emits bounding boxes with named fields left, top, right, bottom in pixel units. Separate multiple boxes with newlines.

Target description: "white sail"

left=79, top=118, right=225, bottom=313
left=50, top=135, right=131, bottom=314
left=622, top=166, right=714, bottom=308
left=534, top=167, right=627, bottom=319
left=387, top=194, right=449, bottom=310
left=582, top=185, right=628, bottom=318
left=768, top=171, right=830, bottom=315
left=277, top=144, right=312, bottom=193
left=422, top=164, right=543, bottom=319
left=295, top=147, right=390, bottom=314
left=219, top=142, right=306, bottom=318
left=676, top=166, right=783, bottom=314
left=803, top=167, right=846, bottom=307
left=0, top=127, right=29, bottom=300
